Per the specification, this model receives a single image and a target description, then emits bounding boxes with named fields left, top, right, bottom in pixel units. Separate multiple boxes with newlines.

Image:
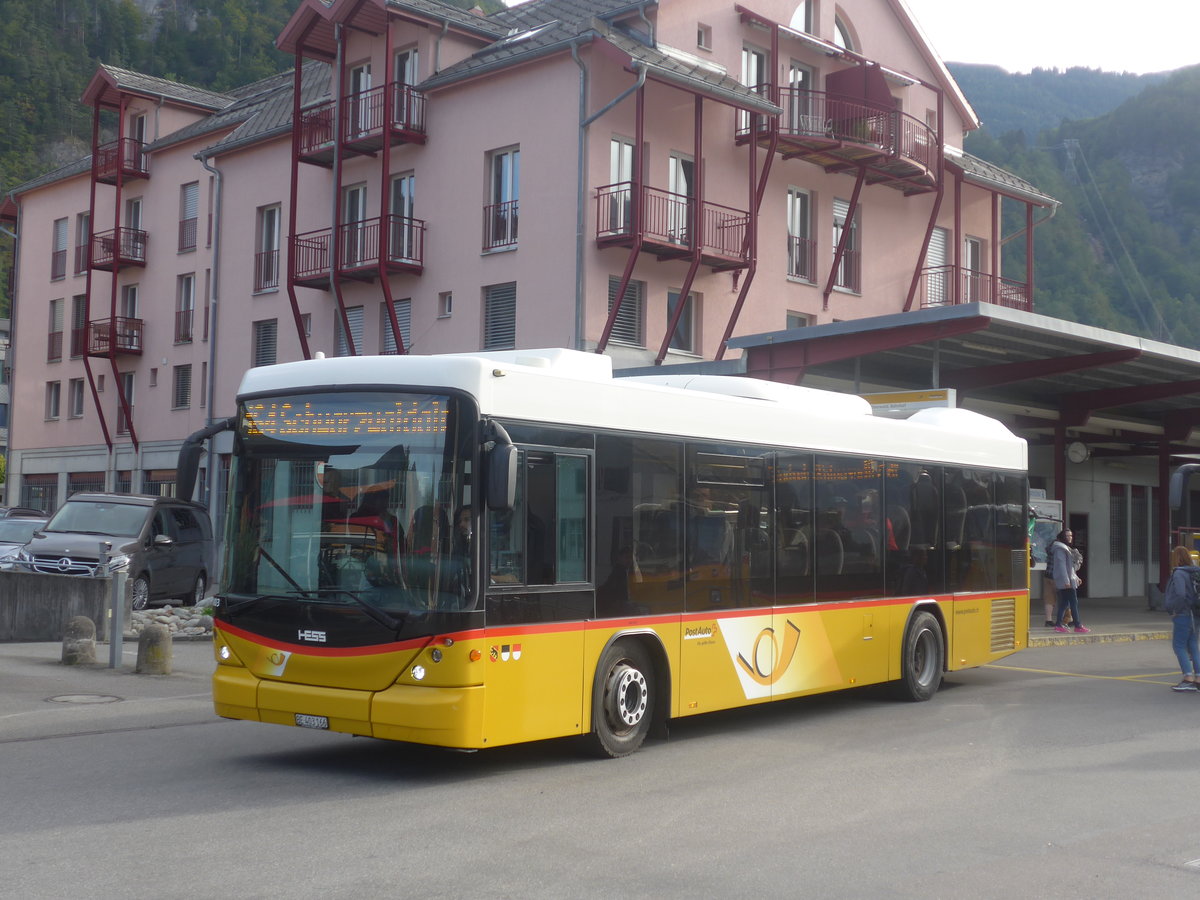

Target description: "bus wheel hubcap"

left=606, top=663, right=648, bottom=729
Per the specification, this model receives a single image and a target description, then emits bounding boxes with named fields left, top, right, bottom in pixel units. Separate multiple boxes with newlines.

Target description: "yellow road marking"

left=987, top=664, right=1182, bottom=685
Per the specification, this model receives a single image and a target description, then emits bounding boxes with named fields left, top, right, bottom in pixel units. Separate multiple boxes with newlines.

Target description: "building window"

left=697, top=23, right=712, bottom=49
left=607, top=276, right=645, bottom=346
left=116, top=372, right=134, bottom=434
left=832, top=198, right=861, bottom=293
left=121, top=283, right=139, bottom=319
left=255, top=204, right=281, bottom=292
left=789, top=1, right=813, bottom=33
left=253, top=319, right=278, bottom=367
left=51, top=218, right=68, bottom=280
left=173, top=365, right=192, bottom=409
left=483, top=282, right=517, bottom=349
left=342, top=183, right=368, bottom=267
left=381, top=299, right=412, bottom=354
left=1110, top=483, right=1128, bottom=565
left=438, top=291, right=453, bottom=318
left=179, top=181, right=199, bottom=252
left=70, top=295, right=87, bottom=357
left=786, top=312, right=812, bottom=329
left=667, top=290, right=697, bottom=354
left=75, top=212, right=90, bottom=273
left=200, top=361, right=207, bottom=408
left=833, top=15, right=856, bottom=51
left=47, top=298, right=63, bottom=362
left=149, top=367, right=158, bottom=387
left=389, top=172, right=419, bottom=263
left=787, top=188, right=814, bottom=281
left=45, top=381, right=61, bottom=419
left=176, top=273, right=195, bottom=343
left=484, top=146, right=519, bottom=250
left=301, top=313, right=312, bottom=336
left=335, top=305, right=365, bottom=357
left=68, top=378, right=85, bottom=418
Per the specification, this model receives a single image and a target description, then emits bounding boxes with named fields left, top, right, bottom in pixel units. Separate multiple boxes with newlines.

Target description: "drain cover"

left=47, top=694, right=123, bottom=704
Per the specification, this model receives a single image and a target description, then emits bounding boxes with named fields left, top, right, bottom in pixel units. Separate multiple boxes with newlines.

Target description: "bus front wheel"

left=590, top=640, right=655, bottom=758
left=894, top=611, right=944, bottom=701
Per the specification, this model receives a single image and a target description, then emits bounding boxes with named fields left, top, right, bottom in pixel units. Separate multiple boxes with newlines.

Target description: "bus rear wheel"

left=894, top=610, right=944, bottom=701
left=590, top=640, right=655, bottom=758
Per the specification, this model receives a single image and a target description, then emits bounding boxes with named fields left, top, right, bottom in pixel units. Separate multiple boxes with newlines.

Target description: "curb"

left=1027, top=630, right=1170, bottom=648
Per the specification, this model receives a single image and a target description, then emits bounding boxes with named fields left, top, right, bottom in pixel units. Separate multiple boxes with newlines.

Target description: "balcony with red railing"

left=86, top=317, right=144, bottom=357
left=595, top=183, right=751, bottom=270
left=919, top=265, right=1032, bottom=311
left=90, top=227, right=148, bottom=271
left=483, top=200, right=519, bottom=252
left=254, top=249, right=280, bottom=292
left=737, top=87, right=938, bottom=194
left=297, top=84, right=428, bottom=166
left=94, top=138, right=149, bottom=184
left=175, top=308, right=194, bottom=344
left=291, top=214, right=425, bottom=288
left=342, top=84, right=428, bottom=154
left=50, top=248, right=67, bottom=280
left=178, top=216, right=197, bottom=252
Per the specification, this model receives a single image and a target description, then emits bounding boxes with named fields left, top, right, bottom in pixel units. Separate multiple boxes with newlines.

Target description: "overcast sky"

left=501, top=1, right=1196, bottom=75
left=898, top=0, right=1194, bottom=75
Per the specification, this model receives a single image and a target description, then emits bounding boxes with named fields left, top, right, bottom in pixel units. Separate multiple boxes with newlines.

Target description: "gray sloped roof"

left=95, top=64, right=235, bottom=111
left=386, top=0, right=508, bottom=38
left=421, top=3, right=779, bottom=114
left=954, top=151, right=1058, bottom=208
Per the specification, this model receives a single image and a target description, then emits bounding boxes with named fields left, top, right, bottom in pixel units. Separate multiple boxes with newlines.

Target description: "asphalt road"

left=1, top=639, right=1198, bottom=899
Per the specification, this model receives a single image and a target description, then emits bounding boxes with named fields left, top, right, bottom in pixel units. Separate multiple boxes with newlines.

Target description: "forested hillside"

left=947, top=64, right=1167, bottom=139
left=964, top=65, right=1200, bottom=347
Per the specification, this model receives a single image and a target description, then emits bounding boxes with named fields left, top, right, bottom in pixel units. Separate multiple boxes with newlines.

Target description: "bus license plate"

left=295, top=714, right=329, bottom=730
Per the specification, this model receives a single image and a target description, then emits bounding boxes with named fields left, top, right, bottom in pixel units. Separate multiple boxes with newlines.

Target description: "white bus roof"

left=236, top=348, right=1025, bottom=471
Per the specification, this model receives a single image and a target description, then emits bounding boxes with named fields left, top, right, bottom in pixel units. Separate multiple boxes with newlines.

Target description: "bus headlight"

left=411, top=665, right=426, bottom=681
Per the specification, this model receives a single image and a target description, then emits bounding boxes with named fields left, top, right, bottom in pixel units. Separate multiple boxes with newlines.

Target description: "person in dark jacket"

left=1164, top=545, right=1200, bottom=692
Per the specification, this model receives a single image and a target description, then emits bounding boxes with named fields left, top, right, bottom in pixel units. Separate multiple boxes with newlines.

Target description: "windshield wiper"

left=304, top=588, right=408, bottom=633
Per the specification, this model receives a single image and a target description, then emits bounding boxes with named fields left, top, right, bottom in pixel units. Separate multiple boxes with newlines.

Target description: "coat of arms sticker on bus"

left=490, top=644, right=522, bottom=661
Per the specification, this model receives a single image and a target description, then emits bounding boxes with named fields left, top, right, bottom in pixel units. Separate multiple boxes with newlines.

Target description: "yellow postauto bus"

left=207, top=348, right=1028, bottom=757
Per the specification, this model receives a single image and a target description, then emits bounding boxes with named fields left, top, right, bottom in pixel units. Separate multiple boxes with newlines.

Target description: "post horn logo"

left=736, top=620, right=802, bottom=686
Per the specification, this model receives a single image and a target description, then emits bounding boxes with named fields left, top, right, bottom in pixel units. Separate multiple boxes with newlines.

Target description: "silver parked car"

left=0, top=516, right=49, bottom=569
left=15, top=493, right=213, bottom=609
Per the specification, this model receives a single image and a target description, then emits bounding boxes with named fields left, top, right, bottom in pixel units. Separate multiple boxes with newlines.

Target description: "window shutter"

left=607, top=277, right=644, bottom=346
left=173, top=365, right=192, bottom=408
left=382, top=299, right=412, bottom=353
left=254, top=320, right=278, bottom=367
left=336, top=305, right=365, bottom=356
left=484, top=282, right=516, bottom=349
left=182, top=182, right=199, bottom=219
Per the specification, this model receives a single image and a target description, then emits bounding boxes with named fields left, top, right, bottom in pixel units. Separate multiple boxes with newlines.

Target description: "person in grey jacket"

left=1164, top=545, right=1200, bottom=691
left=1050, top=529, right=1089, bottom=634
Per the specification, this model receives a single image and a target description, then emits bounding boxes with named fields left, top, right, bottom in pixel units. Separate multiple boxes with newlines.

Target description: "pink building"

left=5, top=0, right=1055, bottom=512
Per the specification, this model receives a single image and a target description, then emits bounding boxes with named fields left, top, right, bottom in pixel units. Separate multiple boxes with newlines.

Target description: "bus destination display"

left=243, top=397, right=448, bottom=437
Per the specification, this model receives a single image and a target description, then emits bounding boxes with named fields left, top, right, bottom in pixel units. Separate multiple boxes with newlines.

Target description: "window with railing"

left=51, top=218, right=68, bottom=280
left=75, top=212, right=90, bottom=273
left=47, top=298, right=63, bottom=362
left=787, top=189, right=815, bottom=282
left=484, top=147, right=519, bottom=250
left=255, top=204, right=280, bottom=291
left=175, top=273, right=195, bottom=343
left=832, top=198, right=861, bottom=293
left=179, top=181, right=199, bottom=252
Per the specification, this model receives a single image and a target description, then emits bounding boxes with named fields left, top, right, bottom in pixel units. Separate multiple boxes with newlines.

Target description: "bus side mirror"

left=487, top=443, right=517, bottom=511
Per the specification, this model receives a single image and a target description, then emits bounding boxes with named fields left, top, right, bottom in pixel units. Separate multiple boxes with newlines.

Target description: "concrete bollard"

left=135, top=623, right=173, bottom=675
left=61, top=616, right=97, bottom=665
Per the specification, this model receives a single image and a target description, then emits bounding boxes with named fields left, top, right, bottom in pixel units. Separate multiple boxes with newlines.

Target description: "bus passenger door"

left=484, top=448, right=593, bottom=747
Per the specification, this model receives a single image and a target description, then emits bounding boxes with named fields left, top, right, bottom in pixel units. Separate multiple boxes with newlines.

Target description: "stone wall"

left=0, top=572, right=125, bottom=642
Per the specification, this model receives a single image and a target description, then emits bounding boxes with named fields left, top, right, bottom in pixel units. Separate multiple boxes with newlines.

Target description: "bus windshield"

left=221, top=391, right=476, bottom=634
